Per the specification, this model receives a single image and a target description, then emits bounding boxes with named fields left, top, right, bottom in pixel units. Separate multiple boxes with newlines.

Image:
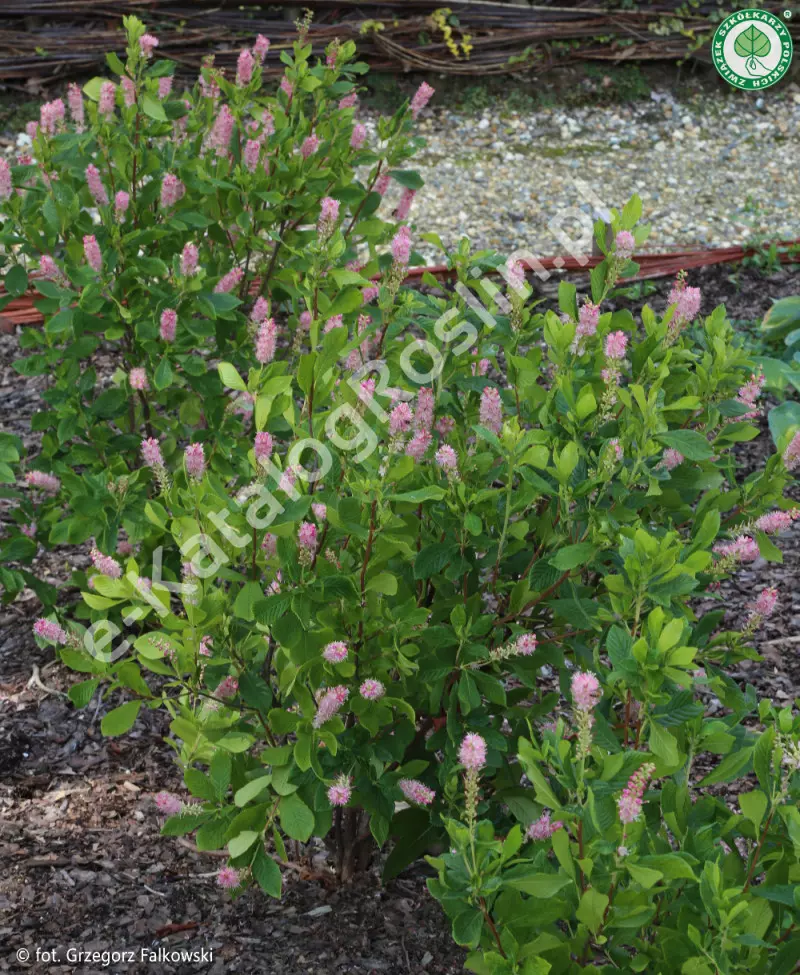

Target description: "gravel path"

left=369, top=84, right=800, bottom=262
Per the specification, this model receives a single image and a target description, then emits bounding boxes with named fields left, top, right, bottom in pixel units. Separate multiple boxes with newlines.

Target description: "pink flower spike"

left=115, top=190, right=130, bottom=220
left=323, top=641, right=348, bottom=664
left=254, top=432, right=273, bottom=462
left=181, top=243, right=199, bottom=277
left=399, top=779, right=435, bottom=806
left=236, top=48, right=255, bottom=86
left=350, top=123, right=367, bottom=150
left=139, top=34, right=159, bottom=57
left=297, top=521, right=317, bottom=552
left=391, top=226, right=412, bottom=266
left=216, top=676, right=239, bottom=700
left=154, top=792, right=182, bottom=815
left=160, top=173, right=185, bottom=209
left=435, top=444, right=458, bottom=473
left=312, top=502, right=327, bottom=521
left=360, top=679, right=385, bottom=700
left=83, top=235, right=102, bottom=273
left=33, top=618, right=68, bottom=645
left=339, top=93, right=358, bottom=110
left=459, top=733, right=486, bottom=770
left=406, top=431, right=432, bottom=460
left=662, top=448, right=684, bottom=471
left=516, top=633, right=537, bottom=656
left=754, top=509, right=800, bottom=535
left=479, top=386, right=503, bottom=435
left=185, top=443, right=206, bottom=479
left=90, top=547, right=122, bottom=579
left=301, top=133, right=320, bottom=159
left=0, top=159, right=12, bottom=201
left=395, top=188, right=416, bottom=221
left=605, top=331, right=628, bottom=360
left=129, top=367, right=148, bottom=391
left=255, top=318, right=277, bottom=364
left=215, top=267, right=244, bottom=294
left=25, top=471, right=61, bottom=493
left=389, top=401, right=413, bottom=436
left=141, top=438, right=164, bottom=468
left=158, top=76, right=173, bottom=99
left=85, top=164, right=108, bottom=206
left=410, top=81, right=435, bottom=119
left=526, top=810, right=564, bottom=841
left=615, top=230, right=635, bottom=260
left=752, top=586, right=778, bottom=618
left=254, top=35, right=270, bottom=62
left=67, top=83, right=85, bottom=129
left=571, top=671, right=601, bottom=711
left=327, top=775, right=352, bottom=807
left=98, top=82, right=116, bottom=119
left=243, top=139, right=260, bottom=172
left=160, top=308, right=177, bottom=342
left=618, top=762, right=655, bottom=824
left=261, top=533, right=277, bottom=557
left=121, top=77, right=136, bottom=108
left=313, top=685, right=349, bottom=728
left=217, top=866, right=240, bottom=889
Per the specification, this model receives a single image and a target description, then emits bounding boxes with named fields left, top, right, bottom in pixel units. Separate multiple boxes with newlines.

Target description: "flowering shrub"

left=3, top=16, right=800, bottom=972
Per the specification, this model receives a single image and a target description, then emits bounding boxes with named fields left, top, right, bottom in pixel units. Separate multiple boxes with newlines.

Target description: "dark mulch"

left=2, top=261, right=800, bottom=973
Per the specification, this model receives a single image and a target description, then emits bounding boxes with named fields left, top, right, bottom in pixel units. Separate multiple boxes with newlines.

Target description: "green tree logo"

left=733, top=24, right=771, bottom=76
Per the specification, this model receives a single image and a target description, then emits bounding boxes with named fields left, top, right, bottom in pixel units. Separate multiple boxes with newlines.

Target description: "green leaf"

left=228, top=830, right=259, bottom=858
left=505, top=872, right=571, bottom=898
left=279, top=793, right=315, bottom=842
left=389, top=169, right=424, bottom=190
left=549, top=542, right=596, bottom=571
left=252, top=845, right=282, bottom=898
left=68, top=678, right=100, bottom=709
left=141, top=93, right=168, bottom=122
left=627, top=863, right=663, bottom=889
left=697, top=747, right=753, bottom=786
left=576, top=887, right=609, bottom=933
left=451, top=908, right=483, bottom=948
left=414, top=543, right=453, bottom=580
left=153, top=356, right=173, bottom=391
left=234, top=776, right=272, bottom=807
left=4, top=265, right=28, bottom=297
left=739, top=789, right=768, bottom=828
left=100, top=700, right=141, bottom=736
left=656, top=430, right=713, bottom=461
left=366, top=571, right=397, bottom=595
left=648, top=723, right=680, bottom=766
left=218, top=361, right=247, bottom=391
left=389, top=486, right=446, bottom=503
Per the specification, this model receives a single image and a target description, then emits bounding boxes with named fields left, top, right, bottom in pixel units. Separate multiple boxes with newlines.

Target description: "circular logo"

left=712, top=9, right=793, bottom=90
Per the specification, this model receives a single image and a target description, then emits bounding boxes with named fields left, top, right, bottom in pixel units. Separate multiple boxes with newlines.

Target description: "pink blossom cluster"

left=84, top=235, right=102, bottom=273
left=714, top=535, right=759, bottom=564
left=255, top=318, right=277, bottom=364
left=515, top=633, right=537, bottom=656
left=243, top=139, right=260, bottom=172
left=415, top=388, right=434, bottom=432
left=313, top=685, right=349, bottom=728
left=207, top=105, right=234, bottom=154
left=339, top=93, right=358, bottom=111
left=318, top=196, right=339, bottom=240
left=391, top=227, right=412, bottom=266
left=399, top=779, right=435, bottom=806
left=129, top=368, right=148, bottom=391
left=312, top=502, right=327, bottom=521
left=328, top=775, right=352, bottom=807
left=90, top=547, right=122, bottom=579
left=185, top=443, right=206, bottom=479
left=98, top=82, right=116, bottom=119
left=154, top=792, right=182, bottom=815
left=479, top=387, right=503, bottom=435
left=783, top=432, right=800, bottom=472
left=301, top=133, right=320, bottom=159
left=459, top=733, right=486, bottom=770
left=298, top=521, right=317, bottom=552
left=199, top=636, right=213, bottom=658
left=121, top=78, right=136, bottom=107
left=406, top=432, right=432, bottom=460
left=33, top=618, right=69, bottom=645
left=0, top=159, right=12, bottom=200
left=158, top=77, right=173, bottom=99
left=389, top=402, right=413, bottom=436
left=160, top=174, right=185, bottom=208
left=755, top=509, right=800, bottom=534
left=160, top=309, right=177, bottom=342
left=350, top=123, right=367, bottom=150
left=141, top=437, right=164, bottom=468
left=261, top=533, right=277, bottom=557
left=360, top=679, right=385, bottom=700
left=571, top=671, right=601, bottom=711
left=618, top=762, right=655, bottom=824
left=615, top=230, right=635, bottom=260
left=410, top=81, right=435, bottom=119
left=750, top=586, right=778, bottom=620
left=40, top=98, right=65, bottom=135
left=217, top=866, right=240, bottom=889
left=662, top=448, right=684, bottom=471
left=254, top=432, right=273, bottom=462
left=435, top=444, right=458, bottom=474
left=605, top=330, right=628, bottom=360
left=67, top=83, right=85, bottom=129
left=140, top=33, right=159, bottom=57
left=667, top=272, right=701, bottom=338
left=215, top=267, right=244, bottom=294
left=25, top=470, right=61, bottom=493
left=254, top=35, right=270, bottom=62
left=115, top=191, right=130, bottom=220
left=86, top=164, right=109, bottom=206
left=395, top=188, right=416, bottom=221
left=236, top=48, right=255, bottom=86
left=735, top=371, right=766, bottom=420
left=216, top=676, right=239, bottom=700
left=526, top=810, right=564, bottom=841
left=323, top=641, right=348, bottom=664
left=181, top=243, right=199, bottom=276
